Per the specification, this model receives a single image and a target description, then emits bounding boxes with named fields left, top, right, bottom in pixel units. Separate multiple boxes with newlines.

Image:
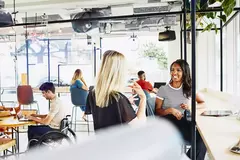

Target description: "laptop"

left=153, top=82, right=166, bottom=89
left=13, top=107, right=32, bottom=121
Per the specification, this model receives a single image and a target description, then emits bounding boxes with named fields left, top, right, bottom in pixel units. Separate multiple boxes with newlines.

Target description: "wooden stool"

left=0, top=138, right=16, bottom=156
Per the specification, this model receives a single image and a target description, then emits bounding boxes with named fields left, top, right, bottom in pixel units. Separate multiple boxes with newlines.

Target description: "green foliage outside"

left=140, top=42, right=168, bottom=69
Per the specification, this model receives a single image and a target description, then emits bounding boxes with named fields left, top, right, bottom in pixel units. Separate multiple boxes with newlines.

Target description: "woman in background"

left=85, top=50, right=146, bottom=131
left=70, top=69, right=88, bottom=121
left=155, top=59, right=206, bottom=160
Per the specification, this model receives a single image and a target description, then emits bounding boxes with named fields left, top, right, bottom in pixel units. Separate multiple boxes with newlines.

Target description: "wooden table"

left=0, top=116, right=34, bottom=127
left=197, top=89, right=240, bottom=160
left=0, top=116, right=35, bottom=153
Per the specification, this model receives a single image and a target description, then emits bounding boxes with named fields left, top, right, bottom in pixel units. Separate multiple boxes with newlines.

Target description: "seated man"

left=136, top=71, right=158, bottom=94
left=27, top=82, right=67, bottom=147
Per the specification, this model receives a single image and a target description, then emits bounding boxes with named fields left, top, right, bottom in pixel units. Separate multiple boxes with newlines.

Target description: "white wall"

left=196, top=31, right=219, bottom=91
left=167, top=28, right=181, bottom=65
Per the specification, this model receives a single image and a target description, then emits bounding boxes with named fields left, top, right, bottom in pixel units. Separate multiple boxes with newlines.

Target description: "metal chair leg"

left=74, top=106, right=77, bottom=132
left=87, top=114, right=90, bottom=136
left=70, top=106, right=75, bottom=130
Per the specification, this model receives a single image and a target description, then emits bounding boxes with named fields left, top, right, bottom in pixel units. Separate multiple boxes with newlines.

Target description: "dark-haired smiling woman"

left=155, top=59, right=206, bottom=160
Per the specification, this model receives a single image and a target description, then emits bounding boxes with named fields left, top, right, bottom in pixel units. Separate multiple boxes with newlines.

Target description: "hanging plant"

left=185, top=0, right=237, bottom=33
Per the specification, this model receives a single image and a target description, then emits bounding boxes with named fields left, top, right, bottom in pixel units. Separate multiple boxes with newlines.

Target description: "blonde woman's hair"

left=95, top=50, right=126, bottom=107
left=71, top=69, right=82, bottom=85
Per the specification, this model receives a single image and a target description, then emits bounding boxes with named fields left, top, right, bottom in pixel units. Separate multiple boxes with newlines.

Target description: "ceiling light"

left=128, top=33, right=139, bottom=51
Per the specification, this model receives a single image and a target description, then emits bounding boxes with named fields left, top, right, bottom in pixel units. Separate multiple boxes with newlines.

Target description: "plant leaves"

left=218, top=15, right=227, bottom=22
left=206, top=12, right=216, bottom=19
left=202, top=23, right=214, bottom=32
left=196, top=2, right=201, bottom=10
left=222, top=0, right=236, bottom=16
left=214, top=24, right=218, bottom=34
left=209, top=0, right=217, bottom=5
left=186, top=23, right=191, bottom=29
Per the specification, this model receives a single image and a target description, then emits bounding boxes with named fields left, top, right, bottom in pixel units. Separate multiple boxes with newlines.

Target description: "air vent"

left=125, top=17, right=163, bottom=29
left=148, top=0, right=161, bottom=3
left=22, top=14, right=62, bottom=23
left=133, top=6, right=169, bottom=14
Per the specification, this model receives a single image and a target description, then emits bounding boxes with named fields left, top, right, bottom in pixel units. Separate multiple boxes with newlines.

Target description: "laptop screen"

left=153, top=82, right=166, bottom=89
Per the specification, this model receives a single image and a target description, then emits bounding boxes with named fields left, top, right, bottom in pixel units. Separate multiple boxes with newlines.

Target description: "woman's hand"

left=170, top=108, right=183, bottom=120
left=180, top=103, right=190, bottom=110
left=130, top=82, right=146, bottom=99
left=128, top=94, right=138, bottom=105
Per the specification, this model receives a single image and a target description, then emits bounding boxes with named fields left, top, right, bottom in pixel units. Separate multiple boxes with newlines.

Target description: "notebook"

left=201, top=110, right=232, bottom=117
left=18, top=116, right=30, bottom=121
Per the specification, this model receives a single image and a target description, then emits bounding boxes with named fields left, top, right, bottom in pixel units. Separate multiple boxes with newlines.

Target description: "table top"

left=197, top=89, right=240, bottom=160
left=0, top=116, right=34, bottom=127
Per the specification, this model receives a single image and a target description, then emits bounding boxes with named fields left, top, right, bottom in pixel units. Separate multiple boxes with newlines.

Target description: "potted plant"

left=185, top=0, right=237, bottom=33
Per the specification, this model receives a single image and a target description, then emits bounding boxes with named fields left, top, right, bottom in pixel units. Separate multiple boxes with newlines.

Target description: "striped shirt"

left=156, top=84, right=189, bottom=114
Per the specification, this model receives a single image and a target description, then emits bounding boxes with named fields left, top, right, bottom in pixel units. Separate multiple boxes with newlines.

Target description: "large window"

left=102, top=34, right=169, bottom=84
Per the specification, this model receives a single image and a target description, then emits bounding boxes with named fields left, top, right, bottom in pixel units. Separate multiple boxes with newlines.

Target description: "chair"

left=27, top=115, right=76, bottom=150
left=70, top=88, right=90, bottom=134
left=89, top=85, right=94, bottom=91
left=0, top=138, right=16, bottom=157
left=17, top=85, right=40, bottom=113
left=183, top=141, right=191, bottom=154
left=182, top=110, right=191, bottom=153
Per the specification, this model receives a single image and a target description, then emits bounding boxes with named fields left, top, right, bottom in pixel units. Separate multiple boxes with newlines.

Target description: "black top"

left=85, top=91, right=136, bottom=131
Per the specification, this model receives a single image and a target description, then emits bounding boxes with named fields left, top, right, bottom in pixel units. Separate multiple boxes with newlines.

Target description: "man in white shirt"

left=27, top=82, right=67, bottom=148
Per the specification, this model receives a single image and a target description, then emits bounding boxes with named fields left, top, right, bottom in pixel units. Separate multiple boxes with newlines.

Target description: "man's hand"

left=152, top=88, right=159, bottom=94
left=30, top=114, right=37, bottom=117
left=26, top=115, right=34, bottom=120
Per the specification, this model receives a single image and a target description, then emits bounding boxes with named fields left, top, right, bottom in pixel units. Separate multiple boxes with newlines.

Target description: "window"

left=102, top=34, right=169, bottom=84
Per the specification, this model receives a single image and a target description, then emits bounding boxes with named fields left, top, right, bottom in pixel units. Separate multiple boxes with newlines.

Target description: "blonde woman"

left=70, top=69, right=88, bottom=121
left=85, top=50, right=146, bottom=131
left=70, top=69, right=88, bottom=91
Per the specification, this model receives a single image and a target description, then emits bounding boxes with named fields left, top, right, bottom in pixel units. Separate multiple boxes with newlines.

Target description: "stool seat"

left=0, top=138, right=16, bottom=152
